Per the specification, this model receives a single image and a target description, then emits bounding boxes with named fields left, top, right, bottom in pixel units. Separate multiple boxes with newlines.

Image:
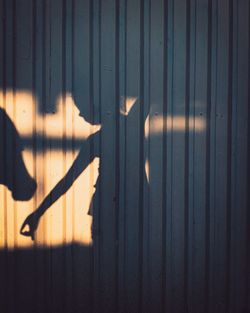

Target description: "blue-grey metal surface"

left=0, top=0, right=249, bottom=312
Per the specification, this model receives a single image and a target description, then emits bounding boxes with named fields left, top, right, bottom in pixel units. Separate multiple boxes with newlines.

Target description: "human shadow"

left=0, top=107, right=37, bottom=201
left=20, top=127, right=99, bottom=239
left=19, top=99, right=148, bottom=240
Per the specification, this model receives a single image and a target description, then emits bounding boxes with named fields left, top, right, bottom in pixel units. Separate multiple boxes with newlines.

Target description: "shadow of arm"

left=20, top=133, right=98, bottom=238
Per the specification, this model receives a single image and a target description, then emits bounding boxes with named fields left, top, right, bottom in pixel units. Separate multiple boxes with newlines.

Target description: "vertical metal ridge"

left=247, top=1, right=250, bottom=308
left=89, top=2, right=95, bottom=312
left=209, top=0, right=218, bottom=309
left=122, top=0, right=127, bottom=310
left=61, top=1, right=67, bottom=311
left=62, top=0, right=66, bottom=245
left=0, top=3, right=7, bottom=312
left=123, top=1, right=127, bottom=309
left=42, top=0, right=47, bottom=245
left=32, top=0, right=37, bottom=224
left=138, top=0, right=144, bottom=311
left=205, top=0, right=212, bottom=311
left=32, top=0, right=38, bottom=310
left=12, top=0, right=17, bottom=310
left=71, top=0, right=75, bottom=245
left=114, top=0, right=120, bottom=311
left=141, top=0, right=150, bottom=311
left=117, top=0, right=125, bottom=310
left=164, top=0, right=174, bottom=311
left=12, top=0, right=17, bottom=250
left=98, top=2, right=102, bottom=284
left=123, top=1, right=127, bottom=308
left=161, top=0, right=168, bottom=310
left=92, top=1, right=101, bottom=312
left=184, top=0, right=191, bottom=310
left=70, top=2, right=75, bottom=306
left=225, top=0, right=234, bottom=311
left=147, top=0, right=152, bottom=307
left=2, top=0, right=7, bottom=251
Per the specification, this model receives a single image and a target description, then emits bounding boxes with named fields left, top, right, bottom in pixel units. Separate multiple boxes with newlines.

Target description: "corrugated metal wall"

left=0, top=0, right=250, bottom=312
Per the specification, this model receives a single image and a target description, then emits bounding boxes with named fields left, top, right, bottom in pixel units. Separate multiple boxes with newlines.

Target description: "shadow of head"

left=0, top=108, right=37, bottom=201
left=41, top=93, right=97, bottom=125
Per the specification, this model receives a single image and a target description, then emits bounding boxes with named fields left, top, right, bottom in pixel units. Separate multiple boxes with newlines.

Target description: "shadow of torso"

left=0, top=108, right=36, bottom=201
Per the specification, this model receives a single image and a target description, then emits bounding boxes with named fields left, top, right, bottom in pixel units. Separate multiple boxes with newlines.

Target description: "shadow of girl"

left=20, top=96, right=149, bottom=241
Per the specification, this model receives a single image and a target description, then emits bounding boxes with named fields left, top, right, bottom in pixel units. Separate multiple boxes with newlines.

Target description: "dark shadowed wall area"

left=0, top=0, right=250, bottom=312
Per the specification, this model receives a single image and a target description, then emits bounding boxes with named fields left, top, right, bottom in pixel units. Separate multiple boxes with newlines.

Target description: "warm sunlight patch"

left=0, top=90, right=100, bottom=248
left=144, top=114, right=206, bottom=137
left=120, top=96, right=137, bottom=116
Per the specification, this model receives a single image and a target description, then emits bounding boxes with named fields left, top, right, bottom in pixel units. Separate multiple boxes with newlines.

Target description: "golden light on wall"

left=144, top=112, right=206, bottom=182
left=120, top=96, right=137, bottom=116
left=0, top=90, right=100, bottom=248
left=145, top=114, right=206, bottom=137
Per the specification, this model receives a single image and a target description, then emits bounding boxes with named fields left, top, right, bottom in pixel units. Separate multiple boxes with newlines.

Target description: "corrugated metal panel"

left=0, top=0, right=249, bottom=312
